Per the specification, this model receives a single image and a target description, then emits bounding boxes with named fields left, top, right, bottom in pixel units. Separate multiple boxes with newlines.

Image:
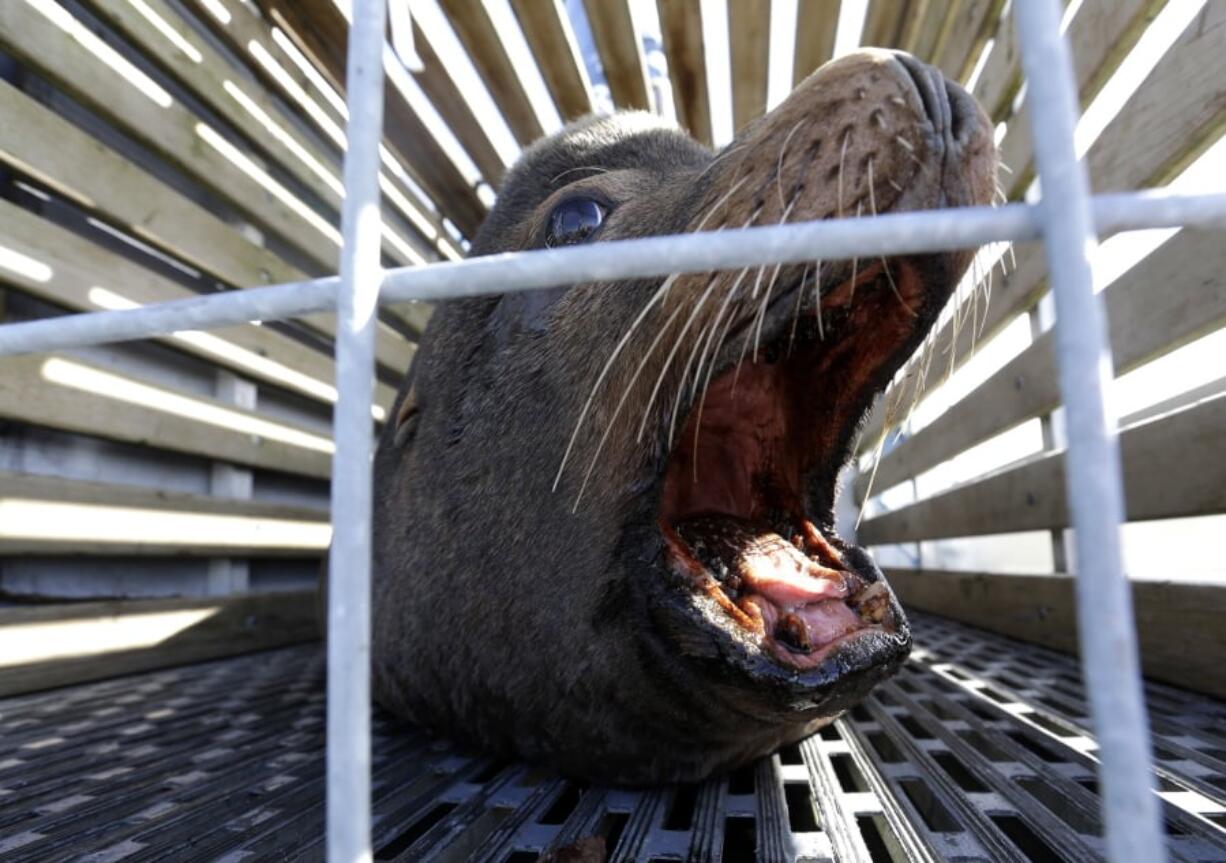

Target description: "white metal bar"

left=1, top=192, right=1224, bottom=358
left=1014, top=2, right=1168, bottom=861
left=327, top=0, right=387, bottom=858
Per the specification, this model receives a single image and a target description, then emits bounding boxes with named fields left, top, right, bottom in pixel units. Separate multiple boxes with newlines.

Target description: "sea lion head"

left=371, top=50, right=996, bottom=784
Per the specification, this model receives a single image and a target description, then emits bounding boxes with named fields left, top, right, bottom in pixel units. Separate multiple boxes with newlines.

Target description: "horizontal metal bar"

left=1, top=191, right=1224, bottom=357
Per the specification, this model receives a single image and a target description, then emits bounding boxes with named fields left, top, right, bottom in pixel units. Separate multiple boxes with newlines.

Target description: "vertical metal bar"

left=1013, top=2, right=1167, bottom=861
left=327, top=0, right=387, bottom=859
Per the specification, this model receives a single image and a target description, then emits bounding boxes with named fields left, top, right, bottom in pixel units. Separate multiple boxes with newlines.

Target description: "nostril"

left=945, top=78, right=978, bottom=146
left=890, top=51, right=945, bottom=132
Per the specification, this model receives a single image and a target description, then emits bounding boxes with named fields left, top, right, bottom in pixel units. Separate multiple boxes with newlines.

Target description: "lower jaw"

left=661, top=514, right=895, bottom=671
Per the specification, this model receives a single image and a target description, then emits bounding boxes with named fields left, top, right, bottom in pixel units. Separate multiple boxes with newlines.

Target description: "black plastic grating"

left=0, top=612, right=1223, bottom=862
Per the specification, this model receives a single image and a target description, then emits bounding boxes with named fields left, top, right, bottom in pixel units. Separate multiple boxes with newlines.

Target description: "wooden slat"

left=858, top=393, right=1226, bottom=544
left=184, top=0, right=346, bottom=136
left=858, top=0, right=1223, bottom=456
left=512, top=0, right=594, bottom=122
left=923, top=0, right=961, bottom=65
left=793, top=0, right=841, bottom=85
left=932, top=0, right=1002, bottom=83
left=970, top=6, right=1021, bottom=122
left=256, top=0, right=487, bottom=235
left=658, top=0, right=712, bottom=144
left=176, top=0, right=444, bottom=335
left=1123, top=375, right=1226, bottom=428
left=9, top=0, right=433, bottom=344
left=888, top=569, right=1226, bottom=700
left=898, top=0, right=943, bottom=60
left=860, top=0, right=910, bottom=49
left=583, top=0, right=652, bottom=111
left=1083, top=1, right=1225, bottom=192
left=437, top=0, right=545, bottom=148
left=998, top=0, right=1169, bottom=198
left=0, top=1, right=345, bottom=271
left=854, top=227, right=1226, bottom=501
left=0, top=354, right=333, bottom=479
left=79, top=0, right=436, bottom=268
left=729, top=0, right=770, bottom=132
left=182, top=0, right=461, bottom=259
left=409, top=18, right=508, bottom=185
left=0, top=198, right=399, bottom=412
left=0, top=591, right=318, bottom=698
left=0, top=471, right=327, bottom=556
left=0, top=80, right=414, bottom=378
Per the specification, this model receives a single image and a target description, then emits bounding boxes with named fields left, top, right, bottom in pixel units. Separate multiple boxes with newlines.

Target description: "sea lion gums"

left=369, top=49, right=997, bottom=784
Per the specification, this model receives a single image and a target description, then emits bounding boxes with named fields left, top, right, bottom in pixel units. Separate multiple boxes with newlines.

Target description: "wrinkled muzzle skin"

left=369, top=50, right=997, bottom=784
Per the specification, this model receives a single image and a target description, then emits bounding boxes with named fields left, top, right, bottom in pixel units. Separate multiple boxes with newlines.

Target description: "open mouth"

left=657, top=259, right=932, bottom=672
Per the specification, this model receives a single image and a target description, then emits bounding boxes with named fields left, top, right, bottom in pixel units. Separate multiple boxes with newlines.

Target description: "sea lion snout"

left=370, top=50, right=996, bottom=784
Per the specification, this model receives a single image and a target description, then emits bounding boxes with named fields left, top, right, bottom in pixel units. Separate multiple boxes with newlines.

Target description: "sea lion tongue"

left=671, top=514, right=880, bottom=660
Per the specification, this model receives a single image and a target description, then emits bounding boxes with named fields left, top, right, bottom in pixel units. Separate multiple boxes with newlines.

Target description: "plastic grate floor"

left=0, top=612, right=1223, bottom=862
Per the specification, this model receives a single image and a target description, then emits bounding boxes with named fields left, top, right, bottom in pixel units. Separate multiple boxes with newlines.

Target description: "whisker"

left=848, top=201, right=863, bottom=302
left=867, top=158, right=877, bottom=215
left=837, top=130, right=851, bottom=218
left=752, top=262, right=785, bottom=362
left=814, top=261, right=825, bottom=340
left=914, top=325, right=938, bottom=420
left=947, top=272, right=961, bottom=377
left=673, top=267, right=751, bottom=449
left=691, top=265, right=752, bottom=393
left=745, top=197, right=797, bottom=359
left=681, top=208, right=765, bottom=394
left=556, top=174, right=761, bottom=490
left=788, top=262, right=812, bottom=354
left=690, top=284, right=750, bottom=481
left=729, top=300, right=757, bottom=396
left=696, top=138, right=749, bottom=184
left=552, top=273, right=678, bottom=492
left=630, top=277, right=724, bottom=447
left=970, top=255, right=981, bottom=355
left=868, top=159, right=916, bottom=318
left=979, top=263, right=995, bottom=339
left=776, top=120, right=807, bottom=211
left=857, top=373, right=911, bottom=528
left=549, top=165, right=611, bottom=184
left=570, top=296, right=689, bottom=510
left=692, top=175, right=753, bottom=233
left=685, top=290, right=747, bottom=447
left=749, top=263, right=768, bottom=300
left=882, top=259, right=914, bottom=316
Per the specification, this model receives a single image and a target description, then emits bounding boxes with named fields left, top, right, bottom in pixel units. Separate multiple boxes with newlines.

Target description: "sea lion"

left=369, top=49, right=996, bottom=785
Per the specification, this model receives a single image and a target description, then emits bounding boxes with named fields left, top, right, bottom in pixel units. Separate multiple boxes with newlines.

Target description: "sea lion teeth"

left=851, top=582, right=891, bottom=624
left=776, top=612, right=813, bottom=653
left=800, top=520, right=845, bottom=568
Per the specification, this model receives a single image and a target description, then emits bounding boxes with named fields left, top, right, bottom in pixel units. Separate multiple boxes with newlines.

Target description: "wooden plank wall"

left=0, top=0, right=1221, bottom=693
left=0, top=0, right=444, bottom=614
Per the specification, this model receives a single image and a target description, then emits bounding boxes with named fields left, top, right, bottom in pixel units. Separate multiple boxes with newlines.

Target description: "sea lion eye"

left=546, top=198, right=606, bottom=248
